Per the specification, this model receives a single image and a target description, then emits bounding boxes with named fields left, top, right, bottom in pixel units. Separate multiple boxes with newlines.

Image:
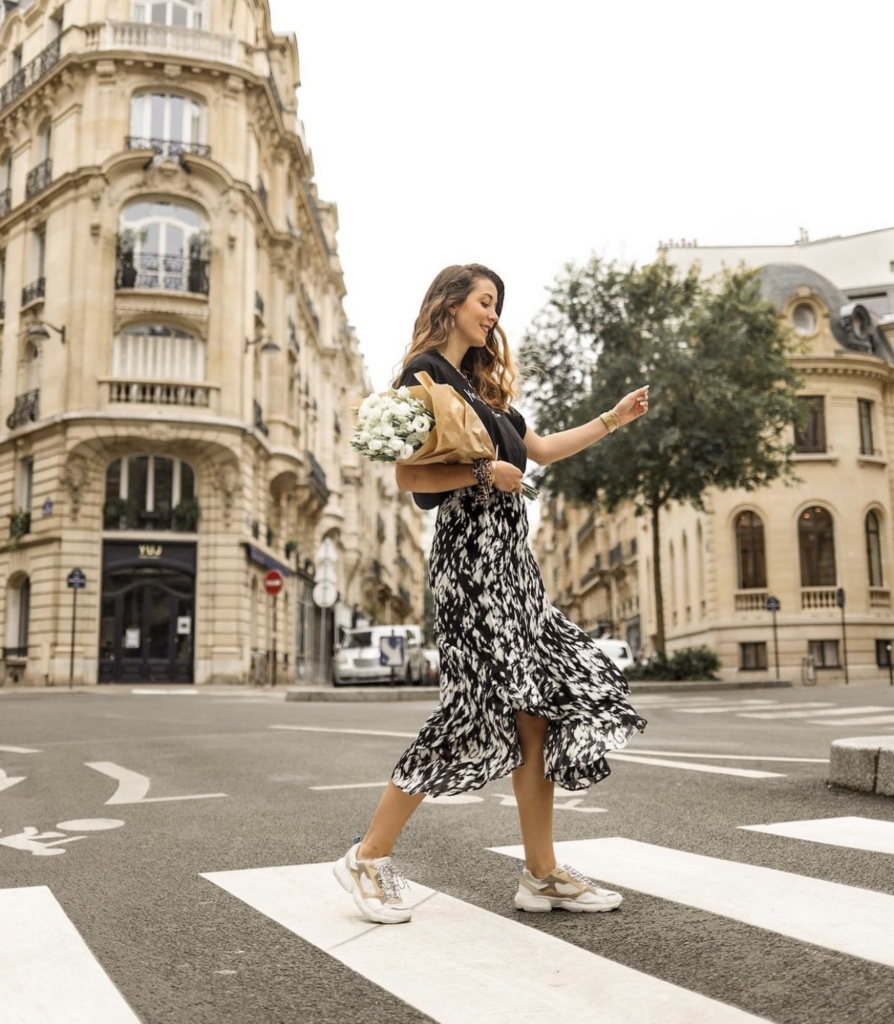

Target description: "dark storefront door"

left=100, top=542, right=196, bottom=683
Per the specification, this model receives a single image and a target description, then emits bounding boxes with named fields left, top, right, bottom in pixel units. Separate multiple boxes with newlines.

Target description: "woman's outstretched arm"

left=523, top=385, right=649, bottom=466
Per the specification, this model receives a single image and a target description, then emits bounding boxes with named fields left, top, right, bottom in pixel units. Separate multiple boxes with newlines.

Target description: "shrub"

left=626, top=645, right=720, bottom=681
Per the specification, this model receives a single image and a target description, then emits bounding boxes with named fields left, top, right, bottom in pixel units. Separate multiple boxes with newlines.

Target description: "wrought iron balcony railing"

left=9, top=509, right=31, bottom=540
left=25, top=158, right=52, bottom=199
left=0, top=187, right=11, bottom=219
left=305, top=450, right=330, bottom=504
left=0, top=300, right=5, bottom=321
left=115, top=251, right=209, bottom=295
left=0, top=38, right=61, bottom=113
left=126, top=137, right=211, bottom=159
left=257, top=179, right=268, bottom=210
left=2, top=646, right=29, bottom=661
left=21, top=277, right=45, bottom=306
left=7, top=389, right=39, bottom=430
left=253, top=399, right=269, bottom=436
left=268, top=72, right=284, bottom=114
left=108, top=381, right=212, bottom=408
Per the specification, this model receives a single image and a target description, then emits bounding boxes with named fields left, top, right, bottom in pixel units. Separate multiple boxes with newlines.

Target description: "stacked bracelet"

left=471, top=458, right=494, bottom=507
left=599, top=410, right=621, bottom=434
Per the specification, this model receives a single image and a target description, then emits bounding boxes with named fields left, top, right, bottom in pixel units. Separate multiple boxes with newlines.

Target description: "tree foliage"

left=520, top=256, right=803, bottom=652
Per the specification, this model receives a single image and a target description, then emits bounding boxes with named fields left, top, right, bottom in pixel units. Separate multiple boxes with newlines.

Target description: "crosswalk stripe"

left=490, top=838, right=894, bottom=969
left=677, top=702, right=834, bottom=715
left=0, top=744, right=40, bottom=754
left=738, top=705, right=890, bottom=720
left=808, top=714, right=894, bottom=726
left=270, top=725, right=417, bottom=738
left=611, top=753, right=784, bottom=778
left=623, top=749, right=827, bottom=763
left=740, top=816, right=894, bottom=856
left=202, top=862, right=771, bottom=1024
left=0, top=886, right=142, bottom=1023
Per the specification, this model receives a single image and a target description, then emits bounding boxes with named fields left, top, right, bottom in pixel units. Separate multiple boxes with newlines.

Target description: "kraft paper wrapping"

left=399, top=370, right=497, bottom=465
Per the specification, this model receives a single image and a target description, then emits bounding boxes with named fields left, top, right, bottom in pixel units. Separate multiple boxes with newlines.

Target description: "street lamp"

left=245, top=334, right=280, bottom=354
left=25, top=321, right=66, bottom=345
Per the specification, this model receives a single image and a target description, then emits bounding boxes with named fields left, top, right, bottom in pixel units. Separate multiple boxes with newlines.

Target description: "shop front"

left=99, top=540, right=197, bottom=683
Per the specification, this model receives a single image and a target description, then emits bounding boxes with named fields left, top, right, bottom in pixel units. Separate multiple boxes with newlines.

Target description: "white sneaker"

left=333, top=842, right=412, bottom=924
left=514, top=863, right=623, bottom=913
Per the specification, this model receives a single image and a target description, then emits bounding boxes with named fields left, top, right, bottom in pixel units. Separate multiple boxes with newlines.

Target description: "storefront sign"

left=176, top=617, right=192, bottom=636
left=138, top=544, right=164, bottom=560
left=125, top=628, right=141, bottom=649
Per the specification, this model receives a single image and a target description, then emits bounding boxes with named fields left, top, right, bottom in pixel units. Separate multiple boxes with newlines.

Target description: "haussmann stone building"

left=0, top=0, right=424, bottom=687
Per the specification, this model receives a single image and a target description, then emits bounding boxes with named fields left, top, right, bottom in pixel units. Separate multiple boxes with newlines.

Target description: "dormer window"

left=791, top=302, right=816, bottom=337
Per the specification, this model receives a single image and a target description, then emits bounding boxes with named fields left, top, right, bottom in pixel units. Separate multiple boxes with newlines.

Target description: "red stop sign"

left=263, top=569, right=285, bottom=595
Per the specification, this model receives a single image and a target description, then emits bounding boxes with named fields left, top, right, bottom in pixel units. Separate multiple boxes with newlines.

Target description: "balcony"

left=253, top=399, right=269, bottom=436
left=0, top=38, right=61, bottom=114
left=85, top=21, right=239, bottom=64
left=0, top=188, right=11, bottom=218
left=298, top=282, right=320, bottom=333
left=102, top=500, right=199, bottom=533
left=301, top=181, right=331, bottom=257
left=25, top=158, right=52, bottom=199
left=107, top=381, right=212, bottom=408
left=115, top=251, right=209, bottom=295
left=268, top=72, right=284, bottom=114
left=734, top=589, right=768, bottom=613
left=869, top=586, right=891, bottom=609
left=21, top=277, right=46, bottom=307
left=126, top=137, right=211, bottom=160
left=255, top=291, right=265, bottom=319
left=6, top=389, right=39, bottom=430
left=801, top=586, right=838, bottom=610
left=0, top=300, right=5, bottom=321
left=304, top=450, right=330, bottom=506
left=257, top=179, right=268, bottom=210
left=9, top=509, right=31, bottom=541
left=2, top=646, right=29, bottom=662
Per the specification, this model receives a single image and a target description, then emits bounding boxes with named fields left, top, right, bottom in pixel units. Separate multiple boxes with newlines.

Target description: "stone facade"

left=534, top=244, right=894, bottom=685
left=0, top=0, right=423, bottom=686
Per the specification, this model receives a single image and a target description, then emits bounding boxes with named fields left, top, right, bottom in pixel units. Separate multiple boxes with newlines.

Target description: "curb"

left=829, top=736, right=894, bottom=797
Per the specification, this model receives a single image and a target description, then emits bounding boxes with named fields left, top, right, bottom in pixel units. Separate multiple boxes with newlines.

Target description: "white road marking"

left=271, top=725, right=417, bottom=738
left=85, top=762, right=226, bottom=804
left=740, top=816, right=894, bottom=856
left=677, top=702, right=834, bottom=715
left=624, top=749, right=827, bottom=763
left=610, top=753, right=784, bottom=778
left=0, top=886, right=142, bottom=1022
left=310, top=781, right=390, bottom=791
left=491, top=837, right=894, bottom=969
left=202, top=862, right=771, bottom=1024
left=0, top=744, right=40, bottom=754
left=809, top=714, right=894, bottom=726
left=130, top=688, right=198, bottom=696
left=738, top=705, right=890, bottom=720
left=0, top=768, right=26, bottom=793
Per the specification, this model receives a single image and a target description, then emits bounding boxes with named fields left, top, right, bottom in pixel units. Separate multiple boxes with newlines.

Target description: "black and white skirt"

left=391, top=488, right=647, bottom=796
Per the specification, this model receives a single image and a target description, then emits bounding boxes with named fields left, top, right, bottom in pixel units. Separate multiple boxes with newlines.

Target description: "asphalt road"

left=1, top=682, right=893, bottom=1024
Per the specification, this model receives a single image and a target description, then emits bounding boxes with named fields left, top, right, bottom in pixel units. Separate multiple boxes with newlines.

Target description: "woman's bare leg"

left=511, top=712, right=556, bottom=877
left=357, top=781, right=426, bottom=860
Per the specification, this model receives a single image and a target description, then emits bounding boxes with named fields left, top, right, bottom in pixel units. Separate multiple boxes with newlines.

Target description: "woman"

left=334, top=264, right=648, bottom=924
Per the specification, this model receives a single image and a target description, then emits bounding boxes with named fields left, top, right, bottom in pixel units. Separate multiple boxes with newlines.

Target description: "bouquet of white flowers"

left=350, top=387, right=434, bottom=463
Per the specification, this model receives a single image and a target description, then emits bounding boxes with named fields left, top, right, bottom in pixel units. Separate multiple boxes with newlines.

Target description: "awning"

left=242, top=542, right=292, bottom=577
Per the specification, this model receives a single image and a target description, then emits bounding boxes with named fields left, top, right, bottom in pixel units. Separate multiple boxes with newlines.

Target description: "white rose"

left=389, top=436, right=405, bottom=452
left=399, top=444, right=415, bottom=460
left=368, top=439, right=384, bottom=451
left=380, top=424, right=395, bottom=439
left=396, top=386, right=411, bottom=399
left=411, top=415, right=429, bottom=432
left=392, top=401, right=411, bottom=418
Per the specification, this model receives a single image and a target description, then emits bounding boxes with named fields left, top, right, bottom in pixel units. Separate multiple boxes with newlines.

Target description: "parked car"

left=586, top=634, right=635, bottom=674
left=332, top=625, right=428, bottom=686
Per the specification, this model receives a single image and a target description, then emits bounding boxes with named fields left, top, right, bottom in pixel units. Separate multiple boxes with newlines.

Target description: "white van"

left=332, top=625, right=428, bottom=686
left=586, top=634, right=634, bottom=674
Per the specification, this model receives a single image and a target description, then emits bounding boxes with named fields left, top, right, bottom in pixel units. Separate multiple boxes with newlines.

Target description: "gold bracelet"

left=599, top=410, right=621, bottom=434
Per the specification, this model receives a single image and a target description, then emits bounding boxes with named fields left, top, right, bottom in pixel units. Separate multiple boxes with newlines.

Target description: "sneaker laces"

left=376, top=861, right=409, bottom=901
left=560, top=863, right=596, bottom=889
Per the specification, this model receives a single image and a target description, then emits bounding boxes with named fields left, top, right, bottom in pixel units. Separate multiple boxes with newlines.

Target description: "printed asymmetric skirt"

left=391, top=489, right=647, bottom=796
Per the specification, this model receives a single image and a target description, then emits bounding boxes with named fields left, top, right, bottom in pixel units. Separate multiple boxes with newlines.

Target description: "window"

left=866, top=510, right=884, bottom=587
left=133, top=1, right=204, bottom=29
left=876, top=640, right=892, bottom=668
left=739, top=642, right=767, bottom=670
left=791, top=302, right=816, bottom=336
left=16, top=457, right=33, bottom=512
left=113, top=325, right=205, bottom=382
left=5, top=576, right=30, bottom=657
left=104, top=455, right=196, bottom=531
left=794, top=396, right=826, bottom=453
left=799, top=506, right=836, bottom=587
left=31, top=225, right=46, bottom=280
left=0, top=250, right=6, bottom=317
left=118, top=201, right=208, bottom=294
left=808, top=640, right=840, bottom=668
left=11, top=47, right=22, bottom=77
left=735, top=511, right=766, bottom=589
left=858, top=399, right=874, bottom=456
left=0, top=150, right=11, bottom=216
left=130, top=92, right=205, bottom=155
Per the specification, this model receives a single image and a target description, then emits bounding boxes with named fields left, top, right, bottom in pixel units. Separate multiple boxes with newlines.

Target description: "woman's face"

left=451, top=277, right=500, bottom=349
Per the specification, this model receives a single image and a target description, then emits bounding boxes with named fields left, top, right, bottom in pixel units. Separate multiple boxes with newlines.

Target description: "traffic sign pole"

left=66, top=568, right=86, bottom=689
left=766, top=596, right=781, bottom=680
left=262, top=571, right=286, bottom=687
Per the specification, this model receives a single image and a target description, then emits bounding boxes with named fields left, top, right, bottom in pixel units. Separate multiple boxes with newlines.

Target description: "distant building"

left=535, top=230, right=894, bottom=684
left=0, top=0, right=423, bottom=687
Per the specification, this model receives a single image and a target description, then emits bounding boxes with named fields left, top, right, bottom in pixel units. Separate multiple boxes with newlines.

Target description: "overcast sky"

left=267, top=0, right=893, bottom=392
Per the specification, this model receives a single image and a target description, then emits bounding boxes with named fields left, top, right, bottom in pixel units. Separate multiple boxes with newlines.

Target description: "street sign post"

left=766, top=596, right=781, bottom=679
left=66, top=569, right=86, bottom=689
left=263, top=570, right=285, bottom=687
left=836, top=588, right=849, bottom=685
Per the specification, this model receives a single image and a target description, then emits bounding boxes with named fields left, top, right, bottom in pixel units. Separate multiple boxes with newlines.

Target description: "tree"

left=520, top=257, right=803, bottom=654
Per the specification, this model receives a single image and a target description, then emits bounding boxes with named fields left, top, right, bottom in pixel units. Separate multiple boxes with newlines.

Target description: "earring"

left=448, top=314, right=455, bottom=330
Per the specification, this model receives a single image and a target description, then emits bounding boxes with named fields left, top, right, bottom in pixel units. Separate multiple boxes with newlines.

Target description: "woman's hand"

left=491, top=460, right=524, bottom=494
left=612, top=385, right=650, bottom=427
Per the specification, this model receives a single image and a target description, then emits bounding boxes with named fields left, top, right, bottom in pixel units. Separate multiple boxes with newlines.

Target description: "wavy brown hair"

left=394, top=263, right=518, bottom=410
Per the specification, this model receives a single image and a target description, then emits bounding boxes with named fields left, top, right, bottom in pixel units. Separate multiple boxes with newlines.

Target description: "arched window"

left=799, top=506, right=836, bottom=587
left=0, top=150, right=12, bottom=216
left=104, top=455, right=197, bottom=532
left=736, top=511, right=767, bottom=589
left=129, top=92, right=207, bottom=157
left=133, top=0, right=204, bottom=29
left=866, top=510, right=884, bottom=587
left=117, top=200, right=208, bottom=294
left=113, top=325, right=205, bottom=382
left=5, top=575, right=30, bottom=657
left=26, top=122, right=52, bottom=199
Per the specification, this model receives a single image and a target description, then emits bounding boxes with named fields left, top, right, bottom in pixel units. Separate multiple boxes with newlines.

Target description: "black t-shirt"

left=397, top=351, right=528, bottom=510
